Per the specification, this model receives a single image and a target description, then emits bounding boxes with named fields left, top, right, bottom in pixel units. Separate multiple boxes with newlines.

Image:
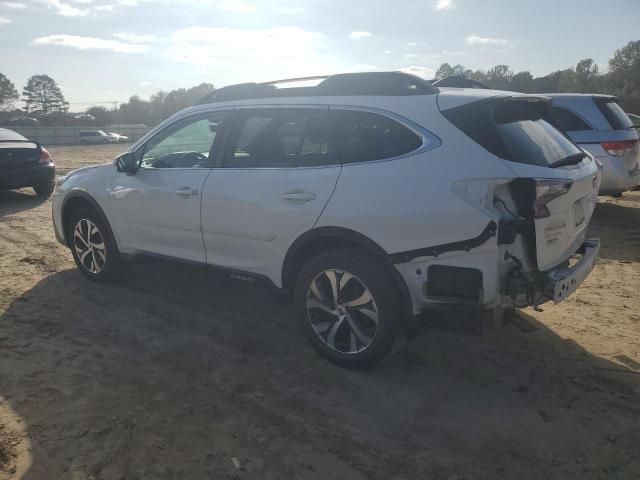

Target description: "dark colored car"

left=0, top=128, right=55, bottom=197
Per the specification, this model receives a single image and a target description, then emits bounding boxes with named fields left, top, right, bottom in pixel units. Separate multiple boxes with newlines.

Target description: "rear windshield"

left=442, top=99, right=584, bottom=167
left=594, top=98, right=633, bottom=130
left=496, top=120, right=582, bottom=167
left=0, top=129, right=28, bottom=142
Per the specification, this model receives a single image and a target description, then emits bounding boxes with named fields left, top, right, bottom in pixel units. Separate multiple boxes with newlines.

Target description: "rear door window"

left=593, top=98, right=633, bottom=130
left=329, top=109, right=422, bottom=164
left=545, top=106, right=592, bottom=131
left=224, top=108, right=337, bottom=168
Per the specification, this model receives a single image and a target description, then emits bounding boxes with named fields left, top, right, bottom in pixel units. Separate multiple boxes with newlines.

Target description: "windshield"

left=496, top=119, right=584, bottom=167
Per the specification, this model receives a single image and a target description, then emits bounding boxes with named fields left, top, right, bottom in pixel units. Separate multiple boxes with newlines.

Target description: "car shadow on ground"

left=0, top=190, right=47, bottom=219
left=1, top=262, right=639, bottom=479
left=589, top=201, right=640, bottom=263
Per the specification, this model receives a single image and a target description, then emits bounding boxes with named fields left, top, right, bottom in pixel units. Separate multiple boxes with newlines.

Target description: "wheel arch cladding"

left=282, top=227, right=417, bottom=332
left=62, top=192, right=118, bottom=252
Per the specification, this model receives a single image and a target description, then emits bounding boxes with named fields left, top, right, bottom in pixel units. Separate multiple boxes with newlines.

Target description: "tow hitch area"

left=505, top=238, right=600, bottom=306
left=546, top=238, right=600, bottom=303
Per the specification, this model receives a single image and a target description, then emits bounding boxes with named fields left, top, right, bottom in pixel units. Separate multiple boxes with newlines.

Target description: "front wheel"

left=67, top=207, right=123, bottom=282
left=294, top=248, right=400, bottom=369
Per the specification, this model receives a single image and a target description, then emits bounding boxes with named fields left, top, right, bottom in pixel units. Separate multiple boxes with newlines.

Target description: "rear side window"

left=545, top=106, right=592, bottom=131
left=593, top=98, right=633, bottom=130
left=225, top=108, right=337, bottom=168
left=443, top=99, right=584, bottom=167
left=330, top=110, right=422, bottom=164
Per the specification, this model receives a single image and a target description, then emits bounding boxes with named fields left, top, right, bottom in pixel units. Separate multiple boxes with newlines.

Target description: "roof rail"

left=196, top=71, right=438, bottom=105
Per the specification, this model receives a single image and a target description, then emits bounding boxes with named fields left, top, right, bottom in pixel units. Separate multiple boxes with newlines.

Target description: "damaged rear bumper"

left=545, top=238, right=600, bottom=303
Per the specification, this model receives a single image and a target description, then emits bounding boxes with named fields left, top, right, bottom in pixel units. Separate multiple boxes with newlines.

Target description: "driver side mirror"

left=116, top=152, right=138, bottom=174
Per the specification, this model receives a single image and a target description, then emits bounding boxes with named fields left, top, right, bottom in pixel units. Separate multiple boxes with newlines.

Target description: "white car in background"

left=107, top=132, right=129, bottom=143
left=52, top=72, right=601, bottom=368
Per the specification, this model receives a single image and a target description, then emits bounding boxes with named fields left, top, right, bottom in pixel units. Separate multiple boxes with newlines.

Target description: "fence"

left=10, top=125, right=151, bottom=146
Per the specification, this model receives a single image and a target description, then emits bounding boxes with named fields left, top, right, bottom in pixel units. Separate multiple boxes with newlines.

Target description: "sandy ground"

left=0, top=144, right=639, bottom=479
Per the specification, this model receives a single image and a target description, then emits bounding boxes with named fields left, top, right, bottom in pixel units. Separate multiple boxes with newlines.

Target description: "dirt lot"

left=1, top=144, right=639, bottom=479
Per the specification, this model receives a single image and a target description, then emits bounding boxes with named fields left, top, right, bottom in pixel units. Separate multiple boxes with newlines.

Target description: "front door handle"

left=176, top=186, right=199, bottom=198
left=282, top=191, right=316, bottom=202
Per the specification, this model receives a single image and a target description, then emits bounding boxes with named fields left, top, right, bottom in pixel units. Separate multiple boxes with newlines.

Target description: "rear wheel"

left=33, top=181, right=55, bottom=197
left=67, top=207, right=123, bottom=282
left=294, top=248, right=400, bottom=369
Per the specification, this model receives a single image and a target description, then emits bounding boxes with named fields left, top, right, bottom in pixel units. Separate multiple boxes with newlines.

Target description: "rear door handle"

left=282, top=191, right=316, bottom=202
left=176, top=186, right=199, bottom=198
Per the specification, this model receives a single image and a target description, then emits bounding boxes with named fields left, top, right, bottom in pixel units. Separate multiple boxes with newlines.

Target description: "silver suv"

left=544, top=94, right=640, bottom=196
left=52, top=72, right=601, bottom=368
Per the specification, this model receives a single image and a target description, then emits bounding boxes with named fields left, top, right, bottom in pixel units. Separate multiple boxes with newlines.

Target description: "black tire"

left=67, top=206, right=123, bottom=282
left=33, top=181, right=55, bottom=197
left=294, top=248, right=400, bottom=369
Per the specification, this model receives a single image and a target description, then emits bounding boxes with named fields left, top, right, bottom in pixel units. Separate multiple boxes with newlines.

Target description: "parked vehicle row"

left=52, top=72, right=602, bottom=368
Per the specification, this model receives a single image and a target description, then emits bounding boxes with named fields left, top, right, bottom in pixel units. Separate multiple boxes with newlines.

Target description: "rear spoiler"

left=441, top=94, right=552, bottom=121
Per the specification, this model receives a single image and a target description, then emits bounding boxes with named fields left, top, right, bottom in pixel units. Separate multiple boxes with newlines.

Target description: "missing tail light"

left=533, top=179, right=573, bottom=218
left=38, top=147, right=52, bottom=165
left=601, top=139, right=639, bottom=157
left=510, top=178, right=573, bottom=219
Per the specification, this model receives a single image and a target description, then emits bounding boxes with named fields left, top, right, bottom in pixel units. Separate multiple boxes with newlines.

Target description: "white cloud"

left=465, top=35, right=508, bottom=46
left=38, top=0, right=89, bottom=16
left=401, top=66, right=435, bottom=79
left=383, top=49, right=392, bottom=54
left=1, top=2, right=26, bottom=9
left=139, top=81, right=151, bottom=86
left=435, top=0, right=454, bottom=10
left=113, top=32, right=157, bottom=43
left=349, top=31, right=371, bottom=40
left=403, top=53, right=418, bottom=58
left=0, top=16, right=11, bottom=23
left=407, top=42, right=417, bottom=47
left=33, top=34, right=150, bottom=53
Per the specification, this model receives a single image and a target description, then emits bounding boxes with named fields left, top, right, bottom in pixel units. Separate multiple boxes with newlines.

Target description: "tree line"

left=1, top=39, right=639, bottom=127
left=433, top=40, right=640, bottom=112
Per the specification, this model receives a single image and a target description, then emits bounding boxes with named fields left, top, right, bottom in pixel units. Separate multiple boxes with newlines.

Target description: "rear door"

left=200, top=106, right=341, bottom=283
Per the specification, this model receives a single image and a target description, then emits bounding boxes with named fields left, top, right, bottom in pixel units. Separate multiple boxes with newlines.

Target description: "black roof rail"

left=431, top=75, right=490, bottom=89
left=196, top=71, right=438, bottom=105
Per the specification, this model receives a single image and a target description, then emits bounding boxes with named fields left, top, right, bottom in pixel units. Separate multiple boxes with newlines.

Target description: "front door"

left=109, top=111, right=229, bottom=262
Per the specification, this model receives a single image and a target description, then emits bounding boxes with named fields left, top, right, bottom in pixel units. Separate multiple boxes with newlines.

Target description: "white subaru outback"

left=52, top=72, right=601, bottom=368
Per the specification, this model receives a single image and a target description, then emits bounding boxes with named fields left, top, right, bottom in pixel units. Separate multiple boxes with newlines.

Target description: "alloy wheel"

left=73, top=219, right=106, bottom=274
left=306, top=269, right=379, bottom=354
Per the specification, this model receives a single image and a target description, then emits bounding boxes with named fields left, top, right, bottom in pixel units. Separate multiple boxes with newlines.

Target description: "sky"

left=0, top=0, right=638, bottom=110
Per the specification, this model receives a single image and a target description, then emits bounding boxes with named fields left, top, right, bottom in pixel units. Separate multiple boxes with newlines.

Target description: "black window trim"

left=328, top=105, right=442, bottom=166
left=548, top=104, right=596, bottom=131
left=220, top=104, right=341, bottom=170
left=133, top=109, right=232, bottom=171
